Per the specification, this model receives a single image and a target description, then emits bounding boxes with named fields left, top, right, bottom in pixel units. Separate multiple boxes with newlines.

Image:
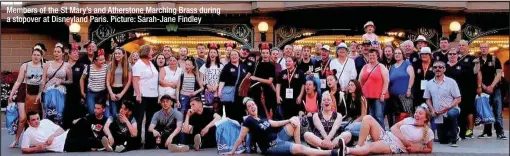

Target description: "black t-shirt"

left=480, top=55, right=502, bottom=87
left=313, top=58, right=332, bottom=79
left=78, top=55, right=92, bottom=65
left=189, top=109, right=215, bottom=135
left=252, top=61, right=275, bottom=87
left=84, top=114, right=107, bottom=139
left=298, top=59, right=314, bottom=74
left=433, top=50, right=449, bottom=64
left=109, top=115, right=137, bottom=137
left=412, top=61, right=435, bottom=91
left=219, top=63, right=248, bottom=87
left=407, top=52, right=420, bottom=64
left=276, top=69, right=306, bottom=100
left=242, top=116, right=278, bottom=154
left=241, top=59, right=256, bottom=74
left=446, top=62, right=471, bottom=93
left=458, top=54, right=478, bottom=90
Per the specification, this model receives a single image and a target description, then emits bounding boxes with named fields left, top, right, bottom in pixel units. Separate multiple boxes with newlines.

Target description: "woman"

left=304, top=91, right=352, bottom=150
left=270, top=48, right=283, bottom=79
left=412, top=47, right=435, bottom=109
left=80, top=50, right=108, bottom=117
left=159, top=55, right=182, bottom=100
left=129, top=52, right=139, bottom=66
left=326, top=72, right=342, bottom=113
left=199, top=44, right=224, bottom=106
left=345, top=104, right=434, bottom=155
left=176, top=57, right=204, bottom=117
left=276, top=57, right=306, bottom=120
left=300, top=80, right=321, bottom=117
left=389, top=48, right=415, bottom=127
left=8, top=48, right=44, bottom=148
left=78, top=41, right=96, bottom=65
left=329, top=43, right=357, bottom=91
left=221, top=43, right=236, bottom=65
left=248, top=43, right=276, bottom=119
left=342, top=80, right=368, bottom=137
left=228, top=97, right=346, bottom=156
left=153, top=53, right=167, bottom=72
left=132, top=44, right=160, bottom=149
left=358, top=49, right=390, bottom=128
left=106, top=47, right=132, bottom=118
left=63, top=44, right=88, bottom=130
left=38, top=43, right=73, bottom=127
left=382, top=46, right=395, bottom=70
left=218, top=50, right=248, bottom=123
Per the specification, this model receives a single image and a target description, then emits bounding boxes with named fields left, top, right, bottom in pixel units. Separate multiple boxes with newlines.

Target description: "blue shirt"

left=389, top=61, right=411, bottom=94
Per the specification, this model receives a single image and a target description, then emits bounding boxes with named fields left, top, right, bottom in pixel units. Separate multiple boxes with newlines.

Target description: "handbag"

left=475, top=93, right=495, bottom=125
left=221, top=66, right=241, bottom=102
left=6, top=102, right=19, bottom=135
left=13, top=64, right=29, bottom=103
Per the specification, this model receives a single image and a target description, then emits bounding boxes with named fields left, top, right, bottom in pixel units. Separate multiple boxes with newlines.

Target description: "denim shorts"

left=266, top=127, right=293, bottom=155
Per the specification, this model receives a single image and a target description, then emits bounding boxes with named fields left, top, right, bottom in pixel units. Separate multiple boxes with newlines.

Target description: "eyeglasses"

left=447, top=53, right=457, bottom=56
left=433, top=66, right=444, bottom=69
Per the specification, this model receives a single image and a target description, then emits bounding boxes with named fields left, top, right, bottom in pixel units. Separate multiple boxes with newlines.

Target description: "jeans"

left=437, top=108, right=460, bottom=143
left=483, top=89, right=504, bottom=135
left=345, top=122, right=362, bottom=137
left=179, top=94, right=191, bottom=117
left=266, top=127, right=293, bottom=155
left=86, top=89, right=105, bottom=115
left=108, top=87, right=124, bottom=118
left=368, top=99, right=386, bottom=129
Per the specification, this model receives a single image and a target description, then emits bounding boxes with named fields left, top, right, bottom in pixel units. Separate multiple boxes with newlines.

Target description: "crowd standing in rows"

left=6, top=21, right=507, bottom=156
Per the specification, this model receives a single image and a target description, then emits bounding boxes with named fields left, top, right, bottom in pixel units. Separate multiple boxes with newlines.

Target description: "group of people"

left=6, top=21, right=507, bottom=156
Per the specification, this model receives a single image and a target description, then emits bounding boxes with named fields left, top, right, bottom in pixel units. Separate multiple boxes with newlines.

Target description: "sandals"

left=9, top=141, right=19, bottom=148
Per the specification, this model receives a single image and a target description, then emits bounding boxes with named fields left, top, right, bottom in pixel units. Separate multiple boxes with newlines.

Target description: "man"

left=78, top=41, right=97, bottom=65
left=313, top=42, right=323, bottom=61
left=298, top=45, right=314, bottom=73
left=354, top=40, right=371, bottom=77
left=21, top=111, right=94, bottom=153
left=183, top=97, right=221, bottom=150
left=162, top=45, right=173, bottom=64
left=433, top=37, right=450, bottom=63
left=102, top=100, right=138, bottom=153
left=71, top=97, right=108, bottom=150
left=239, top=44, right=255, bottom=74
left=294, top=45, right=303, bottom=64
left=478, top=42, right=507, bottom=140
left=283, top=45, right=294, bottom=58
left=414, top=35, right=431, bottom=52
left=348, top=41, right=359, bottom=59
left=424, top=61, right=462, bottom=147
left=313, top=45, right=333, bottom=92
left=147, top=94, right=189, bottom=151
left=457, top=40, right=482, bottom=139
left=276, top=48, right=287, bottom=70
left=195, top=44, right=207, bottom=69
left=403, top=40, right=420, bottom=64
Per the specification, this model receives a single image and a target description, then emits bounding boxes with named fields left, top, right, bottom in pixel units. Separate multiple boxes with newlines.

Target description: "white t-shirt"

left=400, top=117, right=434, bottom=144
left=277, top=57, right=287, bottom=70
left=21, top=119, right=69, bottom=152
left=329, top=58, right=357, bottom=89
left=132, top=59, right=159, bottom=98
left=199, top=63, right=224, bottom=87
left=159, top=66, right=182, bottom=98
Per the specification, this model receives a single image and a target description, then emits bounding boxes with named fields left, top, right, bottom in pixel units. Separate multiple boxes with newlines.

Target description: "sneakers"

left=497, top=134, right=508, bottom=140
left=193, top=134, right=202, bottom=151
left=450, top=141, right=458, bottom=147
left=115, top=145, right=126, bottom=153
left=477, top=134, right=493, bottom=139
left=101, top=136, right=113, bottom=152
left=332, top=138, right=346, bottom=156
left=465, top=129, right=474, bottom=139
left=168, top=144, right=190, bottom=152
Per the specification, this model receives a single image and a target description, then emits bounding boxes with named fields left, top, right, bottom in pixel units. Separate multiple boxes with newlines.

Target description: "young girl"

left=81, top=49, right=108, bottom=117
left=199, top=43, right=224, bottom=106
left=159, top=56, right=182, bottom=100
left=106, top=47, right=132, bottom=118
left=176, top=57, right=205, bottom=117
left=362, top=21, right=378, bottom=42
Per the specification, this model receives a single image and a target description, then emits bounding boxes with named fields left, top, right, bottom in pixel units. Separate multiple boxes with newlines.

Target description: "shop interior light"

left=449, top=21, right=461, bottom=32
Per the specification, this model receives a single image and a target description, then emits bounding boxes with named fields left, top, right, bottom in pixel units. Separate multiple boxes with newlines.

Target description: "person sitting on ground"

left=304, top=91, right=352, bottom=150
left=227, top=97, right=346, bottom=156
left=21, top=111, right=95, bottom=153
left=183, top=97, right=222, bottom=151
left=71, top=97, right=108, bottom=151
left=102, top=100, right=138, bottom=153
left=147, top=94, right=189, bottom=152
left=344, top=104, right=434, bottom=155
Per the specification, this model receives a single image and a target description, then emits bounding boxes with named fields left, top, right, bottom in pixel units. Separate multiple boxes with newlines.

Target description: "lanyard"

left=287, top=68, right=297, bottom=88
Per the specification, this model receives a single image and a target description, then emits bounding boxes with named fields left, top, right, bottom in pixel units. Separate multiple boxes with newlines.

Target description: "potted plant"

left=1, top=71, right=18, bottom=109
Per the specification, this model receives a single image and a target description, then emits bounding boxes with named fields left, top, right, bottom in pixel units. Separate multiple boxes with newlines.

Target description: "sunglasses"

left=433, top=66, right=444, bottom=69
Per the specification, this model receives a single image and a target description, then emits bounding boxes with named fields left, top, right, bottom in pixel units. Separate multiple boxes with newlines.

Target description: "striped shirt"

left=180, top=74, right=196, bottom=95
left=84, top=64, right=108, bottom=92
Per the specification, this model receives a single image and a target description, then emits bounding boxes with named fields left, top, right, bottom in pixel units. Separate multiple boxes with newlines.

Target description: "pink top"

left=360, top=64, right=389, bottom=99
left=304, top=93, right=319, bottom=113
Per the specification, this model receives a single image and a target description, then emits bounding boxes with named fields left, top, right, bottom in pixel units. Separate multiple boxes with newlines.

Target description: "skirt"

left=43, top=87, right=66, bottom=127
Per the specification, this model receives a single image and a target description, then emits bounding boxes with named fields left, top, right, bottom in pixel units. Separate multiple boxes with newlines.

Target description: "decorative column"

left=250, top=17, right=276, bottom=51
